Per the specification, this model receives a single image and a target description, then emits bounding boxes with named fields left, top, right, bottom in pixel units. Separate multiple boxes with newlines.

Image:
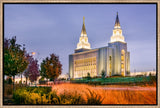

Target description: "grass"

left=52, top=83, right=156, bottom=104
left=4, top=82, right=156, bottom=104
left=71, top=76, right=153, bottom=85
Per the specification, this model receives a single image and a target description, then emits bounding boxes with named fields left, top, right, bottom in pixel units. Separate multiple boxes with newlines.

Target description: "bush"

left=88, top=81, right=101, bottom=86
left=101, top=70, right=106, bottom=79
left=13, top=87, right=51, bottom=104
left=19, top=80, right=22, bottom=84
left=39, top=80, right=47, bottom=84
left=86, top=89, right=104, bottom=104
left=13, top=87, right=103, bottom=104
left=70, top=78, right=75, bottom=81
left=26, top=86, right=52, bottom=95
left=111, top=74, right=122, bottom=77
left=149, top=73, right=156, bottom=83
left=13, top=89, right=42, bottom=104
left=48, top=91, right=85, bottom=104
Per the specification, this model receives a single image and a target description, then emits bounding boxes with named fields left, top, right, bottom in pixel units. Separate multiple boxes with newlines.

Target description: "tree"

left=87, top=72, right=91, bottom=80
left=23, top=54, right=31, bottom=85
left=101, top=70, right=106, bottom=79
left=40, top=59, right=49, bottom=79
left=17, top=44, right=28, bottom=85
left=24, top=54, right=40, bottom=84
left=28, top=59, right=40, bottom=83
left=40, top=53, right=62, bottom=83
left=4, top=36, right=29, bottom=90
left=149, top=73, right=156, bottom=83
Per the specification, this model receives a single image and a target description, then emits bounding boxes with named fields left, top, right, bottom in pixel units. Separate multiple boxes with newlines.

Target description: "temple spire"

left=110, top=12, right=125, bottom=43
left=114, top=12, right=121, bottom=28
left=81, top=16, right=87, bottom=36
left=76, top=16, right=91, bottom=49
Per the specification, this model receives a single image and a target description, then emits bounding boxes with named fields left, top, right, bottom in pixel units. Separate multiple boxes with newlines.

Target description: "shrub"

left=58, top=91, right=85, bottom=104
left=13, top=87, right=78, bottom=104
left=111, top=74, right=122, bottom=77
left=149, top=74, right=156, bottom=83
left=85, top=88, right=104, bottom=104
left=13, top=89, right=28, bottom=104
left=70, top=78, right=75, bottom=81
left=87, top=73, right=91, bottom=80
left=19, top=80, right=22, bottom=84
left=101, top=70, right=106, bottom=79
left=12, top=86, right=104, bottom=105
left=88, top=81, right=101, bottom=86
left=26, top=86, right=52, bottom=95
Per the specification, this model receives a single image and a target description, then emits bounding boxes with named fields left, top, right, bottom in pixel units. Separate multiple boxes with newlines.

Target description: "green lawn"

left=71, top=76, right=151, bottom=85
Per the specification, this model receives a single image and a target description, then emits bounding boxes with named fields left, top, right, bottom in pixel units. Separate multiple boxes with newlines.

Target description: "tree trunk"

left=21, top=73, right=22, bottom=86
left=35, top=80, right=36, bottom=87
left=47, top=79, right=49, bottom=86
left=26, top=77, right=27, bottom=86
left=13, top=75, right=15, bottom=91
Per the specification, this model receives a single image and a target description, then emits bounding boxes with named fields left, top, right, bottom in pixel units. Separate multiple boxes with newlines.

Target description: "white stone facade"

left=69, top=13, right=130, bottom=78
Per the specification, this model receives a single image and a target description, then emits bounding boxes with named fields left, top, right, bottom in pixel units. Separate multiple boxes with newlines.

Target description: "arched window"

left=121, top=49, right=125, bottom=76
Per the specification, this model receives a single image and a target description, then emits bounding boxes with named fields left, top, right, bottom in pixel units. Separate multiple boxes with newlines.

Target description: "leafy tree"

left=24, top=54, right=40, bottom=84
left=101, top=70, right=106, bottom=79
left=4, top=36, right=29, bottom=90
left=40, top=59, right=49, bottom=79
left=40, top=53, right=62, bottom=82
left=23, top=54, right=30, bottom=85
left=28, top=59, right=40, bottom=82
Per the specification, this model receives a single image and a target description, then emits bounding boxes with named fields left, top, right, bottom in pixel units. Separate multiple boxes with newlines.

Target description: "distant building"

left=58, top=74, right=69, bottom=80
left=14, top=76, right=41, bottom=85
left=69, top=13, right=130, bottom=78
left=130, top=71, right=156, bottom=76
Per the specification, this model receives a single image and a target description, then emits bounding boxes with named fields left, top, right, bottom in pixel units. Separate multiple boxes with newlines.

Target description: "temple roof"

left=114, top=12, right=121, bottom=28
left=81, top=16, right=87, bottom=36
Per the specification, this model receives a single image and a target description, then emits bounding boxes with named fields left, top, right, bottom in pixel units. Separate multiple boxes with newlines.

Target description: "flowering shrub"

left=12, top=87, right=102, bottom=104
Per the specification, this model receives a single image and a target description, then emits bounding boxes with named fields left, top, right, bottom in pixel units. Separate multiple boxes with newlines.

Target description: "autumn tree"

left=4, top=36, right=28, bottom=89
left=40, top=53, right=62, bottom=82
left=24, top=54, right=40, bottom=85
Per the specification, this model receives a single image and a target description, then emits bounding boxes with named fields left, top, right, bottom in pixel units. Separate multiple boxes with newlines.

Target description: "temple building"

left=69, top=13, right=130, bottom=78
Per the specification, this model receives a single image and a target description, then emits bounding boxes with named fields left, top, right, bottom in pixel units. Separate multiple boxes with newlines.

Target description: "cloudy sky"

left=4, top=4, right=156, bottom=74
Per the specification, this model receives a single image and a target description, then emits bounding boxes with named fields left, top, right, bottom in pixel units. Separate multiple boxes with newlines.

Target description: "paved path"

left=92, top=86, right=156, bottom=91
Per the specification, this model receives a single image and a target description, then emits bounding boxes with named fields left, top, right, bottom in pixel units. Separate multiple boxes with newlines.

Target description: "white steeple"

left=77, top=17, right=91, bottom=49
left=110, top=12, right=125, bottom=43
